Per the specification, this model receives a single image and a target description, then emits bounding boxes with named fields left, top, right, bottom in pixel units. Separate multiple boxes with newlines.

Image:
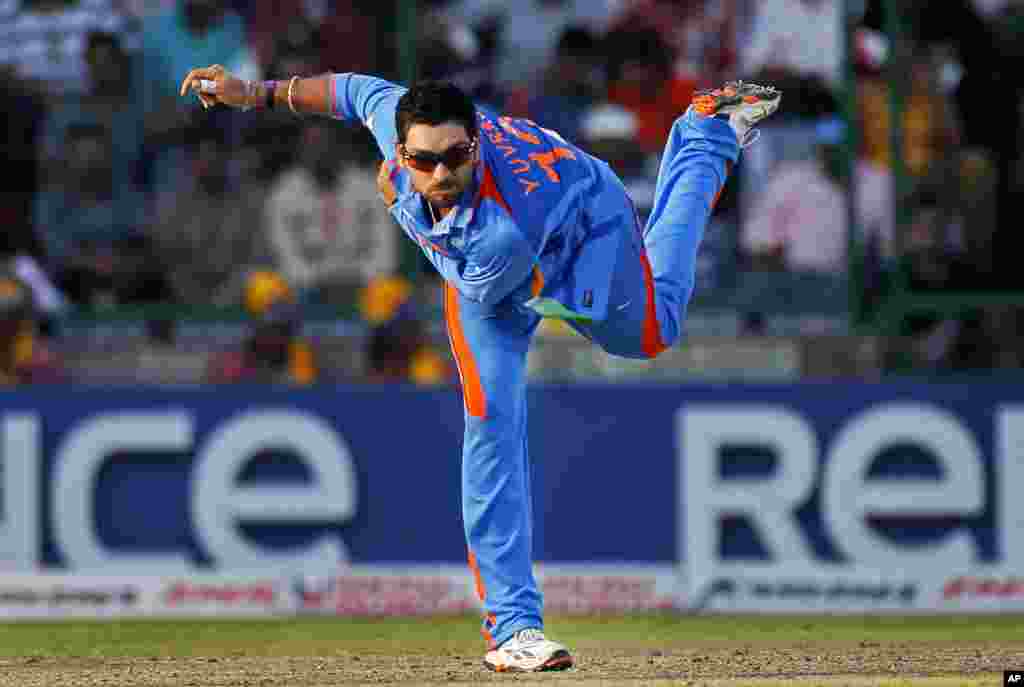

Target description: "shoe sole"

left=484, top=649, right=574, bottom=673
left=692, top=82, right=780, bottom=117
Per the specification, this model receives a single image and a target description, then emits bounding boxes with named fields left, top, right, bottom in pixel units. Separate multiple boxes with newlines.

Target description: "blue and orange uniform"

left=330, top=73, right=740, bottom=647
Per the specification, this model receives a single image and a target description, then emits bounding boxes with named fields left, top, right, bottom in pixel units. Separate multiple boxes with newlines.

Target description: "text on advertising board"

left=0, top=410, right=357, bottom=573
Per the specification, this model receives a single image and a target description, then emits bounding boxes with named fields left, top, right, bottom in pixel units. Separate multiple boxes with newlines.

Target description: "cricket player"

left=180, top=66, right=779, bottom=672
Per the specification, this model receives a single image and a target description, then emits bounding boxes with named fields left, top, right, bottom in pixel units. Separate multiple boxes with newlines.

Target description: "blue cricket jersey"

left=330, top=73, right=633, bottom=321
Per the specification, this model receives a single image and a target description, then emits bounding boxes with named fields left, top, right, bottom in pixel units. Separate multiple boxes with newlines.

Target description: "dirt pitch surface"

left=0, top=645, right=1015, bottom=686
left=0, top=615, right=1019, bottom=686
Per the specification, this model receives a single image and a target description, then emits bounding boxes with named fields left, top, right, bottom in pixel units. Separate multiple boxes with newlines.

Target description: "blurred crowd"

left=2, top=0, right=1023, bottom=386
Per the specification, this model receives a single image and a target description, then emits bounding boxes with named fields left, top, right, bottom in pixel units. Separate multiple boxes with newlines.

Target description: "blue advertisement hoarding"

left=0, top=382, right=1020, bottom=615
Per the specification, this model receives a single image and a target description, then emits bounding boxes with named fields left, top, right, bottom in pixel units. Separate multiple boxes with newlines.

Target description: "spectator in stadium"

left=889, top=164, right=998, bottom=299
left=858, top=43, right=962, bottom=183
left=741, top=117, right=893, bottom=275
left=239, top=36, right=324, bottom=184
left=603, top=26, right=697, bottom=154
left=883, top=187, right=1001, bottom=371
left=416, top=4, right=496, bottom=105
left=0, top=272, right=67, bottom=386
left=34, top=122, right=148, bottom=307
left=902, top=0, right=1020, bottom=288
left=954, top=148, right=999, bottom=282
left=139, top=0, right=258, bottom=192
left=265, top=120, right=397, bottom=307
left=739, top=0, right=840, bottom=119
left=360, top=275, right=452, bottom=385
left=441, top=0, right=617, bottom=92
left=148, top=122, right=268, bottom=306
left=206, top=270, right=318, bottom=385
left=900, top=189, right=962, bottom=291
left=140, top=0, right=257, bottom=99
left=606, top=0, right=739, bottom=91
left=0, top=0, right=136, bottom=98
left=578, top=104, right=655, bottom=219
left=884, top=168, right=1021, bottom=370
left=740, top=0, right=841, bottom=88
left=503, top=26, right=604, bottom=144
left=40, top=31, right=145, bottom=194
left=246, top=0, right=381, bottom=77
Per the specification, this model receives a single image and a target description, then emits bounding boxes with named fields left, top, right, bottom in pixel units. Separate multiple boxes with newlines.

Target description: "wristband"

left=262, top=80, right=277, bottom=110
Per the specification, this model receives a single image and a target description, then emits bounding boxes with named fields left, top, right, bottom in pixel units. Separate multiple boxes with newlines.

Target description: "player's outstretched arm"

left=179, top=64, right=332, bottom=115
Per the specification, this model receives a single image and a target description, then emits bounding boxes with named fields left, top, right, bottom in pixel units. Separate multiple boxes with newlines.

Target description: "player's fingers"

left=179, top=66, right=221, bottom=96
left=180, top=68, right=212, bottom=96
left=189, top=80, right=217, bottom=110
left=180, top=68, right=200, bottom=96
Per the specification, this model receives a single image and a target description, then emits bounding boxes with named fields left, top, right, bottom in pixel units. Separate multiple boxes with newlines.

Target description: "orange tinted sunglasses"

left=399, top=140, right=477, bottom=173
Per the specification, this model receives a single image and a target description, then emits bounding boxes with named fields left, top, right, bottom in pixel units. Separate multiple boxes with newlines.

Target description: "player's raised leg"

left=443, top=284, right=572, bottom=672
left=580, top=82, right=780, bottom=358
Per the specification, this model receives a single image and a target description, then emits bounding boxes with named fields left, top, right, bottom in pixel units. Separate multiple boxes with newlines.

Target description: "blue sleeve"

left=330, top=73, right=406, bottom=161
left=388, top=204, right=537, bottom=308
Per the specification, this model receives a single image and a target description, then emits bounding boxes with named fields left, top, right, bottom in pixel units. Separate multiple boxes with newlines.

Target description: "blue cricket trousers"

left=444, top=110, right=741, bottom=647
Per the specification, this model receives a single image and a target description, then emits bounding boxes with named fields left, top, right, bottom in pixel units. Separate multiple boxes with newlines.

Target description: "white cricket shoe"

left=691, top=80, right=782, bottom=146
left=483, top=628, right=573, bottom=672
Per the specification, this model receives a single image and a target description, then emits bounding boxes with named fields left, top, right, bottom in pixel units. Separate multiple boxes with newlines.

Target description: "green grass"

left=0, top=613, right=1021, bottom=658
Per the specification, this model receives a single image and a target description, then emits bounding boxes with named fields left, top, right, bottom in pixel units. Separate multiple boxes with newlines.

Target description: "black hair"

left=395, top=80, right=477, bottom=144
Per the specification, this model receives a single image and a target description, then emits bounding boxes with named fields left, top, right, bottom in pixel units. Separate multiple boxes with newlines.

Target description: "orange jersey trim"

left=476, top=163, right=512, bottom=214
left=444, top=283, right=487, bottom=418
left=530, top=266, right=545, bottom=297
left=639, top=250, right=668, bottom=358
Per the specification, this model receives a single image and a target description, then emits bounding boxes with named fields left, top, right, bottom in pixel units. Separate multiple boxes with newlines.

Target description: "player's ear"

left=394, top=143, right=404, bottom=167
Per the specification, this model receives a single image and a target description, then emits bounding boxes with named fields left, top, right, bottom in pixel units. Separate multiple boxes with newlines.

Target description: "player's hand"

left=377, top=161, right=398, bottom=208
left=179, top=64, right=249, bottom=110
